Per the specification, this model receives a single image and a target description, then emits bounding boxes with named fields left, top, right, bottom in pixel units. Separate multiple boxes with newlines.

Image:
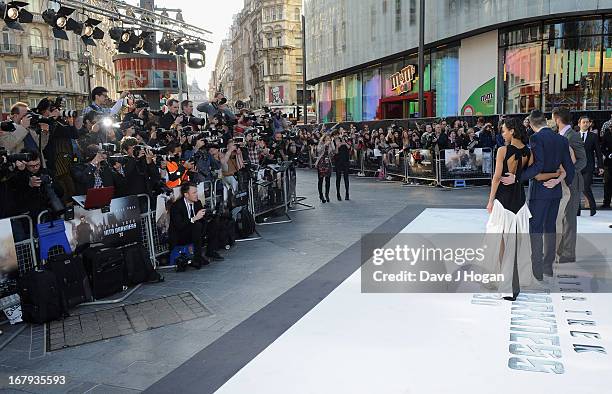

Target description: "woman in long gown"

left=485, top=118, right=564, bottom=300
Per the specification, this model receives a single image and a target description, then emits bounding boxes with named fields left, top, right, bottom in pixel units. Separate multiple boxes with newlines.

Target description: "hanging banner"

left=461, top=77, right=496, bottom=116
left=64, top=196, right=141, bottom=250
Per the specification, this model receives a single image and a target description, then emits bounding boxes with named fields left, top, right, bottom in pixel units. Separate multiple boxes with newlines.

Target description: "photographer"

left=160, top=99, right=184, bottom=130
left=180, top=100, right=206, bottom=130
left=196, top=92, right=237, bottom=124
left=123, top=100, right=149, bottom=125
left=269, top=133, right=289, bottom=162
left=186, top=138, right=221, bottom=184
left=118, top=137, right=160, bottom=197
left=38, top=98, right=79, bottom=201
left=72, top=145, right=114, bottom=196
left=10, top=150, right=64, bottom=222
left=77, top=112, right=105, bottom=157
left=82, top=87, right=130, bottom=117
left=0, top=102, right=50, bottom=155
left=220, top=140, right=245, bottom=194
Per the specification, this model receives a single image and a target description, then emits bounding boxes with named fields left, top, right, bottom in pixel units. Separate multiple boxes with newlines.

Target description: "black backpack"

left=232, top=206, right=256, bottom=238
left=122, top=244, right=164, bottom=286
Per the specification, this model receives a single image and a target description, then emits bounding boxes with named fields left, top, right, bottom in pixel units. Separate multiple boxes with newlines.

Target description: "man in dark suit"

left=578, top=116, right=603, bottom=216
left=552, top=107, right=585, bottom=264
left=601, top=124, right=612, bottom=209
left=169, top=182, right=224, bottom=271
left=159, top=99, right=184, bottom=130
left=501, top=110, right=575, bottom=282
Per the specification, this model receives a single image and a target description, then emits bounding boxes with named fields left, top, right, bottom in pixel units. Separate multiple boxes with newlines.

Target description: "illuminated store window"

left=346, top=73, right=363, bottom=122
left=362, top=67, right=382, bottom=120
left=431, top=46, right=459, bottom=117
left=503, top=43, right=543, bottom=113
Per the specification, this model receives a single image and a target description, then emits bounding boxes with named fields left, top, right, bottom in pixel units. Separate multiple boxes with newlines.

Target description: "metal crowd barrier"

left=404, top=149, right=438, bottom=186
left=437, top=147, right=494, bottom=188
left=250, top=165, right=292, bottom=225
left=286, top=165, right=315, bottom=212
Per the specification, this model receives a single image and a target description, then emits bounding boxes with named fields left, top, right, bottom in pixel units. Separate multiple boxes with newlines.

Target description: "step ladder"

left=454, top=179, right=467, bottom=188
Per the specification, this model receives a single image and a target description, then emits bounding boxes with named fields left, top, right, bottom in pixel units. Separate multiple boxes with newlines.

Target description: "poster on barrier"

left=0, top=218, right=18, bottom=295
left=443, top=148, right=487, bottom=176
left=407, top=149, right=435, bottom=177
left=155, top=184, right=209, bottom=245
left=63, top=195, right=141, bottom=250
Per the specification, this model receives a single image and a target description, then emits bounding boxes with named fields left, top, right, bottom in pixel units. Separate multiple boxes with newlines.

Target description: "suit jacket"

left=168, top=198, right=204, bottom=248
left=581, top=130, right=603, bottom=173
left=521, top=128, right=575, bottom=200
left=602, top=130, right=612, bottom=167
left=564, top=128, right=586, bottom=194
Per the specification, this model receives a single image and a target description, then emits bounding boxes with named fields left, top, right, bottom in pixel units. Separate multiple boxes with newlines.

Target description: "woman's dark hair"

left=501, top=117, right=527, bottom=142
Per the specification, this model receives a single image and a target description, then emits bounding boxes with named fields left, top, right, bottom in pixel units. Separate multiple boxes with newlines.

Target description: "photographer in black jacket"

left=118, top=137, right=160, bottom=197
left=72, top=145, right=114, bottom=196
left=159, top=99, right=183, bottom=130
left=10, top=150, right=64, bottom=222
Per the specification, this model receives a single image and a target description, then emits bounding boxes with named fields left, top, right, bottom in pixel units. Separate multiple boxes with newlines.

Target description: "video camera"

left=100, top=143, right=117, bottom=155
left=0, top=147, right=33, bottom=167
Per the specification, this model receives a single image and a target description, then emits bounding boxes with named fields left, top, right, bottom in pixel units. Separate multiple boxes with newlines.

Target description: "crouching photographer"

left=10, top=150, right=64, bottom=223
left=169, top=182, right=224, bottom=270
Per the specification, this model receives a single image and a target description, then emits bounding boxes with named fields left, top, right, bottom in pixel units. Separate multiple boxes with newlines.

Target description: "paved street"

left=0, top=169, right=492, bottom=393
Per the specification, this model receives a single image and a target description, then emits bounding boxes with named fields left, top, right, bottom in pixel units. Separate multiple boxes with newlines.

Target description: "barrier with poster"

left=404, top=149, right=438, bottom=184
left=437, top=147, right=494, bottom=187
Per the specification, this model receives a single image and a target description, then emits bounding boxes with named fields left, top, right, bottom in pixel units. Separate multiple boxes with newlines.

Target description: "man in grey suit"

left=552, top=107, right=586, bottom=264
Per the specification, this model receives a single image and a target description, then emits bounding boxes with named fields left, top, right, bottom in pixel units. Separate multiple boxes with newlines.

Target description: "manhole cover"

left=46, top=292, right=211, bottom=351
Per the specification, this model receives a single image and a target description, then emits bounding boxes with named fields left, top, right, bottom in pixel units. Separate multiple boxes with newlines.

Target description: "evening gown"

left=485, top=145, right=534, bottom=297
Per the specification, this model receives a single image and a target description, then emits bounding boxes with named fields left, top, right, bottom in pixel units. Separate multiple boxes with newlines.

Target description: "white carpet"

left=216, top=209, right=612, bottom=394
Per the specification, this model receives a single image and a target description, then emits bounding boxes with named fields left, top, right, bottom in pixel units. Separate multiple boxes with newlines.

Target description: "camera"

left=184, top=115, right=206, bottom=126
left=218, top=97, right=227, bottom=105
left=100, top=143, right=117, bottom=154
left=0, top=120, right=15, bottom=132
left=0, top=147, right=33, bottom=165
left=233, top=136, right=245, bottom=145
left=34, top=173, right=64, bottom=214
left=107, top=155, right=128, bottom=166
left=27, top=111, right=54, bottom=128
left=59, top=110, right=77, bottom=118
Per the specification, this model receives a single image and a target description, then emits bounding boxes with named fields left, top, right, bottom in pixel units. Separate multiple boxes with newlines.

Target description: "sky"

left=126, top=0, right=245, bottom=91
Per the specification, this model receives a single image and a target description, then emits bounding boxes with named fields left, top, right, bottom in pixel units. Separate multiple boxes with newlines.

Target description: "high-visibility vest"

left=166, top=161, right=186, bottom=188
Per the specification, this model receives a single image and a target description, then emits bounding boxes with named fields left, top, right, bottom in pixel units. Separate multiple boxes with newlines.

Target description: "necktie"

left=189, top=203, right=195, bottom=219
left=582, top=132, right=587, bottom=142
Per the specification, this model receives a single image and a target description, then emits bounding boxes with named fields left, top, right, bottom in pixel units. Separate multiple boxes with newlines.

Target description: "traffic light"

left=297, top=106, right=302, bottom=121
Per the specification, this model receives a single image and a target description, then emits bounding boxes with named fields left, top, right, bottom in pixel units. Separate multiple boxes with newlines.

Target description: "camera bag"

left=18, top=270, right=63, bottom=324
left=122, top=243, right=164, bottom=285
left=232, top=206, right=256, bottom=238
left=83, top=245, right=125, bottom=299
left=46, top=253, right=93, bottom=311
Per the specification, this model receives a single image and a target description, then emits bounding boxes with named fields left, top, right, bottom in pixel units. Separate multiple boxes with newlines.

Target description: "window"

left=294, top=7, right=300, bottom=21
left=272, top=7, right=276, bottom=21
left=395, top=0, right=402, bottom=31
left=277, top=6, right=282, bottom=20
left=54, top=38, right=64, bottom=51
left=296, top=57, right=303, bottom=74
left=5, top=61, right=18, bottom=84
left=56, top=65, right=66, bottom=87
left=383, top=0, right=387, bottom=14
left=27, top=0, right=42, bottom=13
left=272, top=58, right=278, bottom=75
left=276, top=35, right=282, bottom=47
left=32, top=63, right=45, bottom=85
left=1, top=28, right=14, bottom=46
left=295, top=32, right=303, bottom=46
left=30, top=28, right=43, bottom=48
left=2, top=97, right=18, bottom=113
left=28, top=98, right=38, bottom=109
left=279, top=57, right=283, bottom=74
left=409, top=0, right=416, bottom=25
left=267, top=35, right=272, bottom=48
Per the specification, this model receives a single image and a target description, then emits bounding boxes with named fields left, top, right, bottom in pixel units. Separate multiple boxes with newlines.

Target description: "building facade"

left=0, top=0, right=117, bottom=114
left=188, top=79, right=208, bottom=111
left=305, top=0, right=612, bottom=122
left=216, top=0, right=312, bottom=111
left=211, top=39, right=234, bottom=101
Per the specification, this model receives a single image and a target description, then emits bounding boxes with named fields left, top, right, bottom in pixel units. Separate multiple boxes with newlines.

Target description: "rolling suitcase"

left=46, top=253, right=93, bottom=310
left=18, top=270, right=63, bottom=324
left=83, top=245, right=125, bottom=299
